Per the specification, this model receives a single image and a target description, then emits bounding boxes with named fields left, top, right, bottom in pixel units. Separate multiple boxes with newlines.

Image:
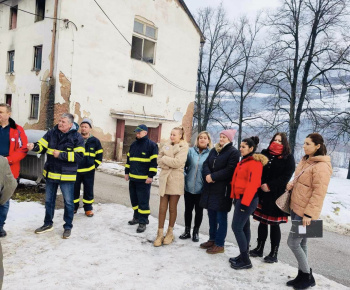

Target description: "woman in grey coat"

left=179, top=131, right=212, bottom=242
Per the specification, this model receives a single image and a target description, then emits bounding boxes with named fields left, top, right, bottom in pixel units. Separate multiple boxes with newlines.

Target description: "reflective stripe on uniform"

left=150, top=154, right=158, bottom=160
left=46, top=148, right=64, bottom=155
left=149, top=167, right=157, bottom=172
left=130, top=157, right=151, bottom=162
left=74, top=198, right=80, bottom=203
left=127, top=152, right=130, bottom=157
left=74, top=147, right=85, bottom=153
left=77, top=165, right=95, bottom=173
left=138, top=209, right=151, bottom=214
left=125, top=164, right=130, bottom=168
left=95, top=149, right=103, bottom=154
left=38, top=138, right=48, bottom=148
left=44, top=171, right=77, bottom=181
left=84, top=152, right=96, bottom=157
left=95, top=160, right=102, bottom=165
left=132, top=205, right=139, bottom=210
left=83, top=199, right=94, bottom=204
left=129, top=173, right=148, bottom=179
left=68, top=152, right=75, bottom=162
left=37, top=144, right=44, bottom=153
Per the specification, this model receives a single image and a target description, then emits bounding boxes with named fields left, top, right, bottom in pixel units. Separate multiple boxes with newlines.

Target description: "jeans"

left=184, top=191, right=203, bottom=228
left=0, top=200, right=10, bottom=228
left=44, top=180, right=74, bottom=230
left=287, top=211, right=309, bottom=273
left=207, top=209, right=228, bottom=247
left=232, top=197, right=258, bottom=253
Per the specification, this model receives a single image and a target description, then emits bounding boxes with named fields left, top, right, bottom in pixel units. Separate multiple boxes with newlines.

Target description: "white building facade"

left=0, top=0, right=203, bottom=159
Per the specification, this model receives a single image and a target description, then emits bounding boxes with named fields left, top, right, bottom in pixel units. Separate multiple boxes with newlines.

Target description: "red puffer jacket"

left=231, top=154, right=268, bottom=208
left=6, top=118, right=28, bottom=179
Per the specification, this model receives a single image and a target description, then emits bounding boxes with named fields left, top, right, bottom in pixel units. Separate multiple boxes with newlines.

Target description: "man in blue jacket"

left=125, top=124, right=158, bottom=233
left=27, top=113, right=85, bottom=239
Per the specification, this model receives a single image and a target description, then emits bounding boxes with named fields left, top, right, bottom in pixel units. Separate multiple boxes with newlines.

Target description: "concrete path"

left=92, top=171, right=350, bottom=287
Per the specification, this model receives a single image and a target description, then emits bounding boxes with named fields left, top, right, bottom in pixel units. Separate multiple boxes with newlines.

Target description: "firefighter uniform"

left=74, top=135, right=103, bottom=212
left=125, top=135, right=158, bottom=224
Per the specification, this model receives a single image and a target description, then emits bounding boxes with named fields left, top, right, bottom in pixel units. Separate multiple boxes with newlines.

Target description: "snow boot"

left=192, top=227, right=199, bottom=242
left=200, top=240, right=215, bottom=249
left=286, top=269, right=302, bottom=287
left=153, top=228, right=164, bottom=247
left=0, top=228, right=7, bottom=238
left=231, top=251, right=252, bottom=270
left=128, top=217, right=139, bottom=225
left=163, top=227, right=174, bottom=245
left=179, top=226, right=191, bottom=239
left=293, top=269, right=316, bottom=289
left=264, top=245, right=279, bottom=263
left=206, top=245, right=224, bottom=254
left=249, top=239, right=265, bottom=257
left=136, top=223, right=146, bottom=233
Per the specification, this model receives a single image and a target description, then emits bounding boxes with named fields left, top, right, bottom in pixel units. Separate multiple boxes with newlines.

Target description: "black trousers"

left=184, top=191, right=203, bottom=228
left=129, top=180, right=151, bottom=224
left=74, top=170, right=95, bottom=211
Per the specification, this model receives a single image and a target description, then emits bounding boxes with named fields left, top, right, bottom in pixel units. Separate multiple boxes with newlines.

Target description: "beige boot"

left=163, top=227, right=174, bottom=245
left=153, top=228, right=164, bottom=247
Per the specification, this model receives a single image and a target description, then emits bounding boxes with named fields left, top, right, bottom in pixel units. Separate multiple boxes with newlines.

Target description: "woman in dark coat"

left=199, top=129, right=240, bottom=254
left=250, top=133, right=295, bottom=263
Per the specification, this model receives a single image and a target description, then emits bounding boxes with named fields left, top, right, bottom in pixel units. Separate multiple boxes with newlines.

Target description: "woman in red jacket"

left=229, top=136, right=268, bottom=270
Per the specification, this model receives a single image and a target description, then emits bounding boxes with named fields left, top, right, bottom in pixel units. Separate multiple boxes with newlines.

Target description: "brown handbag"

left=276, top=163, right=316, bottom=214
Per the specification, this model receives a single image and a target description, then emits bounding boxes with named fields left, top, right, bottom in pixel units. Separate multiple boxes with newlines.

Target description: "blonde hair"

left=195, top=131, right=213, bottom=149
left=172, top=126, right=185, bottom=141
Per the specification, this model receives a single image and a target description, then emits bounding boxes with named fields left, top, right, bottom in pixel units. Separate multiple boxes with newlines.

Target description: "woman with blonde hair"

left=179, top=131, right=212, bottom=242
left=154, top=127, right=189, bottom=247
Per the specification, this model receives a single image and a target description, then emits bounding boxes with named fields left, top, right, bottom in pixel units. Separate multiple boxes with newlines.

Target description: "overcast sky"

left=184, top=0, right=280, bottom=20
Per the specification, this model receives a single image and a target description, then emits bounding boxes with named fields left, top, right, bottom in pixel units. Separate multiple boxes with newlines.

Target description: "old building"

left=0, top=0, right=204, bottom=159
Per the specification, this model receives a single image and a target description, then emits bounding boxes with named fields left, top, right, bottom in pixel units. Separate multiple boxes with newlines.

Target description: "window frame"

left=128, top=80, right=153, bottom=97
left=33, top=45, right=43, bottom=71
left=7, top=50, right=15, bottom=73
left=5, top=94, right=12, bottom=106
left=9, top=5, right=18, bottom=30
left=29, top=94, right=40, bottom=119
left=35, top=0, right=45, bottom=22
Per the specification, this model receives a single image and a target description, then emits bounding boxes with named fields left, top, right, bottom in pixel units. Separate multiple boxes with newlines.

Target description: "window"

left=131, top=19, right=157, bottom=64
left=30, top=95, right=39, bottom=119
left=128, top=80, right=153, bottom=96
left=9, top=5, right=18, bottom=30
left=35, top=0, right=45, bottom=22
left=33, top=45, right=43, bottom=71
left=5, top=94, right=12, bottom=106
left=7, top=51, right=15, bottom=73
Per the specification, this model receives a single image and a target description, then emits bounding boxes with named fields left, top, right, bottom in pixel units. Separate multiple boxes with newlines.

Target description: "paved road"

left=93, top=171, right=350, bottom=288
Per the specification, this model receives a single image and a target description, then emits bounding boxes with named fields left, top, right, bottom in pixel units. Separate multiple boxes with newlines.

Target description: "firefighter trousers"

left=129, top=180, right=151, bottom=224
left=74, top=170, right=95, bottom=211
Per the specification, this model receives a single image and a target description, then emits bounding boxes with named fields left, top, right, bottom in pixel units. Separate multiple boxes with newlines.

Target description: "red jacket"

left=231, top=154, right=268, bottom=207
left=6, top=118, right=28, bottom=179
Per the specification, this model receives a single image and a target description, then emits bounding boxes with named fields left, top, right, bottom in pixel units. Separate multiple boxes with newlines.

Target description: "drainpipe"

left=47, top=0, right=59, bottom=129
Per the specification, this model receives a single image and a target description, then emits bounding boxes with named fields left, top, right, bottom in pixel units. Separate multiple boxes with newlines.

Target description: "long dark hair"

left=304, top=133, right=327, bottom=158
left=242, top=136, right=259, bottom=153
left=269, top=132, right=291, bottom=157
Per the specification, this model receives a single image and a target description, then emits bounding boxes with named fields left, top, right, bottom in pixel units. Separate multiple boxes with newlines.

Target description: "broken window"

left=5, top=94, right=12, bottom=106
left=9, top=5, right=18, bottom=30
left=131, top=19, right=157, bottom=64
left=35, top=0, right=45, bottom=22
left=7, top=51, right=15, bottom=73
left=33, top=45, right=43, bottom=70
left=128, top=80, right=153, bottom=96
left=30, top=94, right=40, bottom=119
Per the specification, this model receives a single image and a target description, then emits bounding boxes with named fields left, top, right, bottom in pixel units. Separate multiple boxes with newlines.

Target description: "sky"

left=184, top=0, right=280, bottom=20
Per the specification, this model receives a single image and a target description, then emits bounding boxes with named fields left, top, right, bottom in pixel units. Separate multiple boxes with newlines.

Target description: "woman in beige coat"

left=285, top=133, right=332, bottom=289
left=154, top=127, right=189, bottom=247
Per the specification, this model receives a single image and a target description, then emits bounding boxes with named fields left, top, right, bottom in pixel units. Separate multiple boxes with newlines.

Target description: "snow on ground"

left=1, top=201, right=347, bottom=290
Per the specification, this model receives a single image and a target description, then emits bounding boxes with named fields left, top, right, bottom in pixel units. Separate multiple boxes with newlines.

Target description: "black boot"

left=179, top=226, right=191, bottom=239
left=286, top=269, right=302, bottom=287
left=293, top=269, right=316, bottom=289
left=229, top=255, right=241, bottom=264
left=249, top=239, right=265, bottom=257
left=264, top=245, right=278, bottom=263
left=192, top=227, right=199, bottom=242
left=231, top=251, right=252, bottom=270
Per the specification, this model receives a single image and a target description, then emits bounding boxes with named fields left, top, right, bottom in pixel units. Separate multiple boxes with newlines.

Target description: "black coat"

left=200, top=143, right=240, bottom=212
left=258, top=149, right=295, bottom=217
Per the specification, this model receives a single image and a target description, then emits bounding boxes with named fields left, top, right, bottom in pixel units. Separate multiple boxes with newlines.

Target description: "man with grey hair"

left=27, top=113, right=84, bottom=239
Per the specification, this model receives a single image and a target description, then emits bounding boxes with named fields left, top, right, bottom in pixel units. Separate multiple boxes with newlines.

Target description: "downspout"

left=47, top=0, right=59, bottom=129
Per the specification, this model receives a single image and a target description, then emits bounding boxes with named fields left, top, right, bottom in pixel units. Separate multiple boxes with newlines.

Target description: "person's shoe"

left=74, top=210, right=77, bottom=214
left=264, top=245, right=279, bottom=263
left=35, top=225, right=53, bottom=234
left=153, top=228, right=164, bottom=247
left=85, top=210, right=94, bottom=217
left=287, top=270, right=302, bottom=287
left=231, top=251, right=252, bottom=270
left=206, top=245, right=224, bottom=254
left=137, top=223, right=146, bottom=233
left=229, top=255, right=241, bottom=264
left=249, top=239, right=265, bottom=257
left=0, top=228, right=7, bottom=238
left=163, top=227, right=174, bottom=245
left=62, top=229, right=71, bottom=239
left=179, top=226, right=191, bottom=239
left=128, top=218, right=139, bottom=225
left=192, top=227, right=199, bottom=242
left=200, top=240, right=215, bottom=249
left=292, top=269, right=316, bottom=289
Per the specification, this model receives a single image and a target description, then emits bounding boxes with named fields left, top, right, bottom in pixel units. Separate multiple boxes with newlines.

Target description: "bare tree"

left=265, top=0, right=350, bottom=153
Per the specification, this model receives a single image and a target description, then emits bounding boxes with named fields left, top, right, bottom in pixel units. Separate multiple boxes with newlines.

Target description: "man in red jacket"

left=0, top=103, right=28, bottom=237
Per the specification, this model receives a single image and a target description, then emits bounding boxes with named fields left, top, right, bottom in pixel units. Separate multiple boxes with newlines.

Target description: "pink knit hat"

left=220, top=129, right=237, bottom=142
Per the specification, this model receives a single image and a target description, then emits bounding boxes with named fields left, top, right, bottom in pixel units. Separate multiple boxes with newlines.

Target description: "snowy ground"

left=2, top=201, right=347, bottom=290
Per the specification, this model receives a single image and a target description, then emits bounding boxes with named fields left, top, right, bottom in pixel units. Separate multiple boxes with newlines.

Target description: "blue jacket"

left=184, top=146, right=210, bottom=194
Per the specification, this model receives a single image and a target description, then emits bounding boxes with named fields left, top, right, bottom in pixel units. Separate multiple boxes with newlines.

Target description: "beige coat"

left=157, top=140, right=189, bottom=197
left=290, top=155, right=332, bottom=220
